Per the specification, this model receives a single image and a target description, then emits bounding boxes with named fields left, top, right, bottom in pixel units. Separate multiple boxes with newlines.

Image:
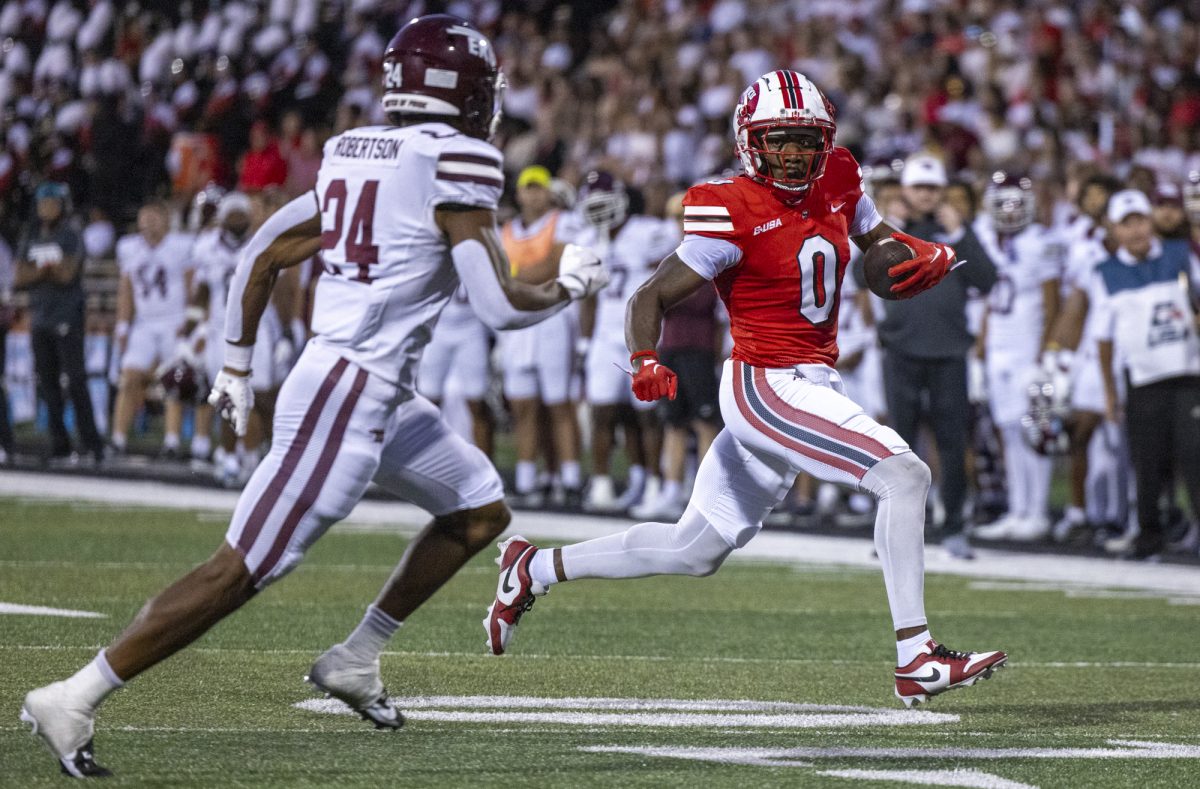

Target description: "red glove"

left=630, top=351, right=677, bottom=401
left=887, top=231, right=956, bottom=298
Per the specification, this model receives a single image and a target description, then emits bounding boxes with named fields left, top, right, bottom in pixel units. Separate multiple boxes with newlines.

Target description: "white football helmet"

left=984, top=172, right=1036, bottom=233
left=734, top=70, right=836, bottom=192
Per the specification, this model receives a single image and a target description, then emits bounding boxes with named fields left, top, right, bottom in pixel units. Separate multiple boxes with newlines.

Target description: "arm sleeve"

left=451, top=238, right=567, bottom=330
left=848, top=191, right=883, bottom=238
left=225, top=191, right=320, bottom=346
left=429, top=139, right=504, bottom=211
left=675, top=234, right=743, bottom=280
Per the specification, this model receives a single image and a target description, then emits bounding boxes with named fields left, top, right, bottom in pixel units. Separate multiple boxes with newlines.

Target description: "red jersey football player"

left=486, top=70, right=1007, bottom=708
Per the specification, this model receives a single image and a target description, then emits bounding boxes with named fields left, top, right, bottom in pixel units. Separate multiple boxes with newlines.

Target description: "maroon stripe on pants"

left=237, top=357, right=349, bottom=556
left=253, top=367, right=369, bottom=583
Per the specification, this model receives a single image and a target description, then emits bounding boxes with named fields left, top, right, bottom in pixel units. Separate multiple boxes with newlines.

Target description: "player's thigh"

left=373, top=394, right=504, bottom=516
left=452, top=328, right=491, bottom=401
left=533, top=312, right=575, bottom=406
left=121, top=322, right=160, bottom=372
left=585, top=338, right=629, bottom=406
left=226, top=345, right=390, bottom=587
left=417, top=332, right=454, bottom=401
left=720, top=359, right=908, bottom=491
left=689, top=428, right=792, bottom=548
left=985, top=355, right=1028, bottom=426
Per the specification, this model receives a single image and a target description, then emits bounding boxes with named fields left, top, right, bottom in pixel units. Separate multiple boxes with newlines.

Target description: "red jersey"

left=681, top=147, right=873, bottom=367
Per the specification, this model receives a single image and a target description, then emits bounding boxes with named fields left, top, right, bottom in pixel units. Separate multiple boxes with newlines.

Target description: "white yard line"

left=817, top=768, right=1036, bottom=789
left=3, top=470, right=1198, bottom=595
left=0, top=602, right=106, bottom=618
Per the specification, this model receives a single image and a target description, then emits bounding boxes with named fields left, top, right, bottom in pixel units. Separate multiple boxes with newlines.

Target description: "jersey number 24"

left=321, top=178, right=380, bottom=283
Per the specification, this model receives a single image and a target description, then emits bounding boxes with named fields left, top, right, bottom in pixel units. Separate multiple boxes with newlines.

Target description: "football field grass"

left=2, top=498, right=1200, bottom=787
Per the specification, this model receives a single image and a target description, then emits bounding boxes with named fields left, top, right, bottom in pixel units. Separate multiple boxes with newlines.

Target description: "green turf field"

left=3, top=498, right=1199, bottom=788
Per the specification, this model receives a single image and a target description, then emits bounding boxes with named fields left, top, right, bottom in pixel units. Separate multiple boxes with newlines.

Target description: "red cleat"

left=483, top=536, right=546, bottom=655
left=894, top=640, right=1007, bottom=708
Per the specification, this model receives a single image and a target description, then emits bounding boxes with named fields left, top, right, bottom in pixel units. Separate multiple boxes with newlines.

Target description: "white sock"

left=859, top=453, right=929, bottom=632
left=1065, top=505, right=1085, bottom=524
left=896, top=629, right=932, bottom=666
left=63, top=650, right=123, bottom=710
left=1002, top=424, right=1027, bottom=518
left=559, top=507, right=732, bottom=580
left=111, top=433, right=126, bottom=450
left=627, top=464, right=646, bottom=492
left=515, top=461, right=537, bottom=494
left=342, top=605, right=401, bottom=662
left=560, top=460, right=581, bottom=489
left=660, top=479, right=681, bottom=503
left=529, top=548, right=558, bottom=588
left=191, top=435, right=211, bottom=459
left=163, top=432, right=180, bottom=450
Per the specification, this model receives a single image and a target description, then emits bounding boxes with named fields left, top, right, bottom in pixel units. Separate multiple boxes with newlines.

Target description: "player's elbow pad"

left=450, top=239, right=565, bottom=330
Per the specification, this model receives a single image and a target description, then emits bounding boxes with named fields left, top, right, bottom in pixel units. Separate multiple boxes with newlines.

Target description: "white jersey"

left=116, top=231, right=194, bottom=324
left=975, top=217, right=1063, bottom=360
left=311, top=122, right=503, bottom=389
left=191, top=227, right=242, bottom=334
left=593, top=215, right=680, bottom=340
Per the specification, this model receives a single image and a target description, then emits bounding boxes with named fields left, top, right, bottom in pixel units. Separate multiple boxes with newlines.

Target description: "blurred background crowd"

left=1, top=0, right=1198, bottom=561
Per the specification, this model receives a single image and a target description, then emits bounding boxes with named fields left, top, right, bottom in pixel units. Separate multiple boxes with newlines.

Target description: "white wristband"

left=224, top=342, right=253, bottom=373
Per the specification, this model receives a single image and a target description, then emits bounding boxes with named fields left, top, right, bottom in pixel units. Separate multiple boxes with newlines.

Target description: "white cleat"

left=585, top=476, right=618, bottom=512
left=305, top=645, right=403, bottom=730
left=20, top=682, right=111, bottom=778
left=972, top=514, right=1023, bottom=541
left=1009, top=516, right=1049, bottom=542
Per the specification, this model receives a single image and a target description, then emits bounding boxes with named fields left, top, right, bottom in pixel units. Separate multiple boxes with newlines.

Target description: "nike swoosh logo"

left=831, top=202, right=845, bottom=212
left=897, top=666, right=941, bottom=683
left=501, top=547, right=530, bottom=596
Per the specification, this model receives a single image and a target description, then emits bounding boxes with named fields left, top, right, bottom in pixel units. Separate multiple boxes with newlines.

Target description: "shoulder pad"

left=682, top=181, right=740, bottom=237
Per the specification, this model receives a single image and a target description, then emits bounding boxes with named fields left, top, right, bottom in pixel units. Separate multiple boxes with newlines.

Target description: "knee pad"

left=861, top=451, right=931, bottom=499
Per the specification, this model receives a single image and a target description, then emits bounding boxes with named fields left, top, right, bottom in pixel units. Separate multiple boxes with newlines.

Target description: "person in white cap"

left=1092, top=188, right=1200, bottom=560
left=861, top=152, right=997, bottom=560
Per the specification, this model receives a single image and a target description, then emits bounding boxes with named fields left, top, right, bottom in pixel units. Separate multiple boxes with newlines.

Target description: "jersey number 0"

left=321, top=178, right=380, bottom=283
left=797, top=235, right=839, bottom=325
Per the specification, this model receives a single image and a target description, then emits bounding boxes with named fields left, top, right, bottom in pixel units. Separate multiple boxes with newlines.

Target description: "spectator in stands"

left=237, top=120, right=287, bottom=193
left=871, top=153, right=997, bottom=560
left=1095, top=190, right=1200, bottom=560
left=283, top=127, right=322, bottom=197
left=13, top=182, right=104, bottom=464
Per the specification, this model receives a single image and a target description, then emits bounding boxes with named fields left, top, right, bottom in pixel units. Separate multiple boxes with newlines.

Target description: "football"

left=861, top=238, right=916, bottom=300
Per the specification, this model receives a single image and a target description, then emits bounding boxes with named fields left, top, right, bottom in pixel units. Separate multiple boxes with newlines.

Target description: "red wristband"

left=630, top=350, right=658, bottom=363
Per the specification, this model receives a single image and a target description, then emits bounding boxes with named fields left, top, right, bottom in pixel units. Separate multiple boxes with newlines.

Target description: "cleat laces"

left=932, top=644, right=971, bottom=661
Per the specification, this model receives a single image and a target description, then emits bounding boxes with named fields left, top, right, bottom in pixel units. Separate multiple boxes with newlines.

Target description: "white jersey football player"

left=174, top=192, right=286, bottom=482
left=20, top=16, right=608, bottom=778
left=1043, top=174, right=1129, bottom=541
left=579, top=171, right=681, bottom=512
left=970, top=175, right=1063, bottom=542
left=111, top=201, right=195, bottom=456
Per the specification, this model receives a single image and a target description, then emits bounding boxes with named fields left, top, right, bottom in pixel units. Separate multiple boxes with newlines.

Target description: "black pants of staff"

left=0, top=324, right=13, bottom=455
left=31, top=320, right=103, bottom=458
left=1124, top=374, right=1200, bottom=556
left=882, top=350, right=970, bottom=536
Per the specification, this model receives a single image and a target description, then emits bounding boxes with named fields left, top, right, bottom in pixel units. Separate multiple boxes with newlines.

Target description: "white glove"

left=207, top=369, right=254, bottom=437
left=556, top=243, right=610, bottom=300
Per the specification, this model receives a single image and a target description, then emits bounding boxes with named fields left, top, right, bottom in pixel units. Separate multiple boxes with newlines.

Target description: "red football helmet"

left=381, top=14, right=504, bottom=140
left=734, top=70, right=837, bottom=194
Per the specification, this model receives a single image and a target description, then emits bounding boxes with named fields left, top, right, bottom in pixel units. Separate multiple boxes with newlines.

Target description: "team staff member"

left=866, top=153, right=996, bottom=558
left=498, top=165, right=588, bottom=506
left=1094, top=190, right=1200, bottom=560
left=13, top=182, right=104, bottom=464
